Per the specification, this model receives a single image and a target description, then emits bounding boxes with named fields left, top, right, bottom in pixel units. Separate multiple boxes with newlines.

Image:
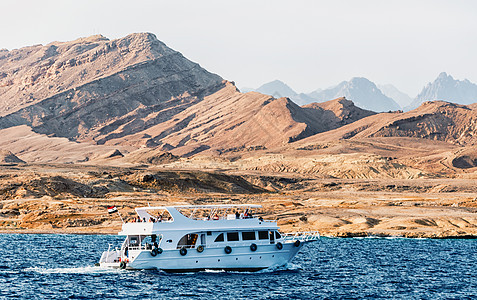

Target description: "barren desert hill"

left=0, top=33, right=380, bottom=159
left=101, top=84, right=382, bottom=156
left=0, top=32, right=225, bottom=142
left=0, top=125, right=131, bottom=164
left=296, top=100, right=477, bottom=147
left=1, top=32, right=476, bottom=177
left=303, top=97, right=376, bottom=127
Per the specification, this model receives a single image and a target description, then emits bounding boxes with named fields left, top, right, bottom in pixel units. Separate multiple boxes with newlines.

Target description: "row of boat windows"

left=214, top=231, right=281, bottom=242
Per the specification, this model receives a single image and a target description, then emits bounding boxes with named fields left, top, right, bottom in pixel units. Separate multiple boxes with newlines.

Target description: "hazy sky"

left=1, top=0, right=476, bottom=96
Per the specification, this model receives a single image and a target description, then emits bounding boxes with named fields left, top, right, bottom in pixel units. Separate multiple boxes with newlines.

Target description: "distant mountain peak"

left=378, top=84, right=412, bottom=109
left=256, top=80, right=297, bottom=95
left=407, top=72, right=477, bottom=110
left=349, top=77, right=370, bottom=83
left=437, top=72, right=450, bottom=79
left=308, top=77, right=401, bottom=112
left=268, top=79, right=288, bottom=85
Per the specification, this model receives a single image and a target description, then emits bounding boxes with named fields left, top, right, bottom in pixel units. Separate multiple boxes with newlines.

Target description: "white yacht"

left=99, top=204, right=319, bottom=272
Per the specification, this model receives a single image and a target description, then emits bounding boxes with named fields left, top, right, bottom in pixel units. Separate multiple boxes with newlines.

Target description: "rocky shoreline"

left=1, top=164, right=477, bottom=239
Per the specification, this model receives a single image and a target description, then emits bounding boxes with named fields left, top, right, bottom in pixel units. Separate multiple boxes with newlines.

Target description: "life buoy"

left=157, top=247, right=163, bottom=254
left=151, top=248, right=158, bottom=257
left=276, top=242, right=283, bottom=250
left=197, top=245, right=204, bottom=253
left=119, top=261, right=127, bottom=269
left=224, top=246, right=232, bottom=254
left=294, top=240, right=301, bottom=247
left=250, top=243, right=257, bottom=252
left=180, top=247, right=188, bottom=256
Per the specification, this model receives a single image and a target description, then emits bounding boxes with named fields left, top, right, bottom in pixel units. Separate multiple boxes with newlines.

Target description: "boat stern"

left=98, top=247, right=122, bottom=268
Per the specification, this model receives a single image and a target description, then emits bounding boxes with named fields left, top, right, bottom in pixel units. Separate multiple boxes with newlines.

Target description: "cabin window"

left=177, top=233, right=198, bottom=249
left=129, top=236, right=139, bottom=245
left=207, top=231, right=212, bottom=236
left=242, top=231, right=256, bottom=241
left=275, top=231, right=282, bottom=239
left=214, top=233, right=224, bottom=242
left=227, top=232, right=239, bottom=242
left=258, top=231, right=269, bottom=240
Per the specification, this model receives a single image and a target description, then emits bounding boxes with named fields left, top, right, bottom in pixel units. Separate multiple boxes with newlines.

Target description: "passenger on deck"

left=235, top=211, right=240, bottom=219
left=213, top=214, right=219, bottom=220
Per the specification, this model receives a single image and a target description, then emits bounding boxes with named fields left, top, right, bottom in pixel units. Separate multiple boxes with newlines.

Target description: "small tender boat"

left=99, top=205, right=319, bottom=272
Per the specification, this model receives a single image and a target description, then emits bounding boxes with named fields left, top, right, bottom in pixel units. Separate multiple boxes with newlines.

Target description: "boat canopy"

left=134, top=204, right=263, bottom=223
left=136, top=204, right=262, bottom=212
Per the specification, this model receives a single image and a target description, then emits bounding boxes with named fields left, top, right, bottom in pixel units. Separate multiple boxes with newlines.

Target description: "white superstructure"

left=99, top=204, right=319, bottom=272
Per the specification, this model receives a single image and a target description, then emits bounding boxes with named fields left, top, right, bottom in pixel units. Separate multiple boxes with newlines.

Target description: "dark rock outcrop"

left=0, top=150, right=25, bottom=164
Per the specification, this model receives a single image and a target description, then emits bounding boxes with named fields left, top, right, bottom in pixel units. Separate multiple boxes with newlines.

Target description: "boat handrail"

left=194, top=241, right=276, bottom=249
left=282, top=231, right=320, bottom=241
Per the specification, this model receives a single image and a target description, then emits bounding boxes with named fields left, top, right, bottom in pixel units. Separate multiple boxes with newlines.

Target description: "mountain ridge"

left=408, top=72, right=477, bottom=110
left=1, top=33, right=477, bottom=172
left=296, top=100, right=477, bottom=147
left=309, top=77, right=401, bottom=112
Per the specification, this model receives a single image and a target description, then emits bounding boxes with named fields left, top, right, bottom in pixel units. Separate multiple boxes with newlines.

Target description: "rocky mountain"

left=0, top=33, right=224, bottom=143
left=408, top=72, right=477, bottom=110
left=297, top=101, right=477, bottom=147
left=378, top=84, right=413, bottom=109
left=0, top=34, right=379, bottom=159
left=303, top=97, right=376, bottom=128
left=104, top=83, right=377, bottom=156
left=310, top=77, right=401, bottom=112
left=3, top=33, right=476, bottom=166
left=248, top=79, right=410, bottom=111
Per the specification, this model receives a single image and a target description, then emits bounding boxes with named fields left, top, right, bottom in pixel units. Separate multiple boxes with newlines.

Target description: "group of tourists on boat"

left=127, top=215, right=172, bottom=223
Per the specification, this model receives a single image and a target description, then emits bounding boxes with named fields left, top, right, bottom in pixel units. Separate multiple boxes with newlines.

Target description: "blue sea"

left=0, top=234, right=475, bottom=299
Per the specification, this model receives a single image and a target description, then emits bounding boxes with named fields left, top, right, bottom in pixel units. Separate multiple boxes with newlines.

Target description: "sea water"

left=0, top=234, right=475, bottom=299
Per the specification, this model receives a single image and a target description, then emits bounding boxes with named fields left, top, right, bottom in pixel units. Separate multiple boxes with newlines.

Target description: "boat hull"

left=102, top=242, right=308, bottom=272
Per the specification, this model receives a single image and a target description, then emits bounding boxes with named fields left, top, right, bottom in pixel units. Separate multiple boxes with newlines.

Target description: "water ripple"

left=0, top=234, right=475, bottom=299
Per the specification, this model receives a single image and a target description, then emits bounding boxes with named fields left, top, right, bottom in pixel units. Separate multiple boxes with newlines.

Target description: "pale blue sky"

left=1, top=0, right=476, bottom=96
